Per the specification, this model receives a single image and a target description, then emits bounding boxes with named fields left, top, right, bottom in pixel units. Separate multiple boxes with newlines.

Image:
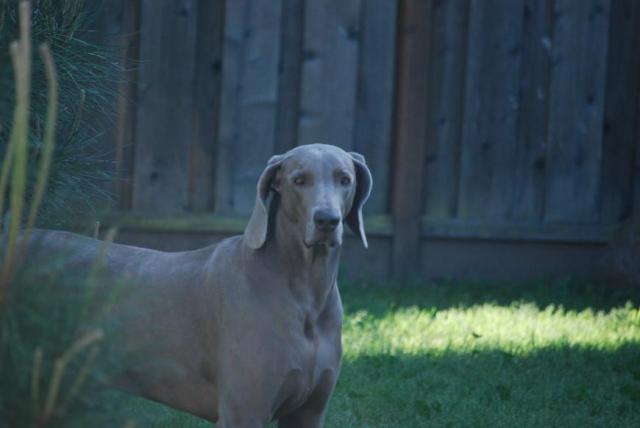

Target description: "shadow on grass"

left=340, top=279, right=640, bottom=316
left=329, top=344, right=640, bottom=428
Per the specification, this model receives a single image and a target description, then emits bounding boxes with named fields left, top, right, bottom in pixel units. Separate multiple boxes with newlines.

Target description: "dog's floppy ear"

left=244, top=154, right=284, bottom=249
left=345, top=152, right=373, bottom=248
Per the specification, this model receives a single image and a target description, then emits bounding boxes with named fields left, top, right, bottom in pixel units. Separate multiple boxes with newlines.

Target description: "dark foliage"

left=0, top=251, right=132, bottom=427
left=0, top=2, right=133, bottom=426
left=0, top=0, right=119, bottom=227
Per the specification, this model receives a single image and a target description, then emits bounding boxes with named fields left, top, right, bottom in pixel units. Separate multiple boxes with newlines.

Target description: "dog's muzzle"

left=304, top=209, right=342, bottom=247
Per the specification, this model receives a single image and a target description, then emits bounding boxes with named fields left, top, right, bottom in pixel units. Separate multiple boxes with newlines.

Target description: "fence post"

left=114, top=0, right=140, bottom=211
left=391, top=0, right=431, bottom=282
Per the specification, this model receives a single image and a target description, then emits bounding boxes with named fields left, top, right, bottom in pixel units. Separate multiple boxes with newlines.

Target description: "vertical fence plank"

left=298, top=0, right=361, bottom=150
left=189, top=0, right=225, bottom=212
left=83, top=0, right=124, bottom=167
left=634, top=96, right=640, bottom=222
left=423, top=0, right=470, bottom=220
left=100, top=0, right=139, bottom=211
left=84, top=1, right=137, bottom=211
left=545, top=0, right=610, bottom=224
left=600, top=0, right=640, bottom=224
left=632, top=22, right=640, bottom=223
left=133, top=0, right=198, bottom=213
left=392, top=0, right=431, bottom=280
left=509, top=0, right=553, bottom=222
left=352, top=0, right=398, bottom=215
left=274, top=0, right=304, bottom=155
left=215, top=0, right=244, bottom=215
left=232, top=0, right=283, bottom=214
left=216, top=0, right=283, bottom=215
left=635, top=44, right=640, bottom=223
left=458, top=0, right=525, bottom=222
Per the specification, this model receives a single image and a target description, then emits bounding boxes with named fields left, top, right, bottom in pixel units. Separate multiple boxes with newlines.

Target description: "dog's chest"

left=273, top=311, right=339, bottom=415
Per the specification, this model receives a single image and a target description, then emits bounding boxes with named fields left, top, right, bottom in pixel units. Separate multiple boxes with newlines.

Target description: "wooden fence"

left=89, top=0, right=640, bottom=280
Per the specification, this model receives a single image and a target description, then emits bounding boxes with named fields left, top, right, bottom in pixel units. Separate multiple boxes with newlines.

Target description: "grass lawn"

left=113, top=280, right=640, bottom=427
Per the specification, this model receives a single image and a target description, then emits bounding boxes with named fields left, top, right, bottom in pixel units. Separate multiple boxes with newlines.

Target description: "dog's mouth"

left=303, top=218, right=343, bottom=249
left=303, top=235, right=341, bottom=248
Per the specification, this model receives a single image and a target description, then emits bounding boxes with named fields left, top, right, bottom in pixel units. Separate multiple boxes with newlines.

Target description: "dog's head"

left=244, top=144, right=372, bottom=250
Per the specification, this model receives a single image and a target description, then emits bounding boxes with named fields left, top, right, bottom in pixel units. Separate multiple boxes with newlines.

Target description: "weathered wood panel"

left=113, top=0, right=140, bottom=211
left=544, top=0, right=610, bottom=224
left=233, top=0, right=283, bottom=215
left=353, top=0, right=398, bottom=214
left=457, top=0, right=524, bottom=222
left=423, top=0, right=470, bottom=220
left=133, top=0, right=198, bottom=213
left=189, top=0, right=225, bottom=212
left=634, top=111, right=640, bottom=222
left=298, top=0, right=361, bottom=150
left=421, top=218, right=613, bottom=243
left=600, top=0, right=640, bottom=224
left=216, top=0, right=283, bottom=215
left=508, top=0, right=553, bottom=223
left=392, top=0, right=431, bottom=279
left=274, top=0, right=304, bottom=155
left=85, top=0, right=640, bottom=281
left=214, top=0, right=243, bottom=215
left=634, top=65, right=640, bottom=222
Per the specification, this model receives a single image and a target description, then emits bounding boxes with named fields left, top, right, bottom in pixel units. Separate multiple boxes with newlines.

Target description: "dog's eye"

left=293, top=176, right=305, bottom=186
left=340, top=176, right=352, bottom=186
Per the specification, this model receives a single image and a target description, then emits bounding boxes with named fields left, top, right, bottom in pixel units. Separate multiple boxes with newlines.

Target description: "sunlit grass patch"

left=343, top=300, right=640, bottom=356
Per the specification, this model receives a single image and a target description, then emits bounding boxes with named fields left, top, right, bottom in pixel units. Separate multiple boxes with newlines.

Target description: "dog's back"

left=16, top=229, right=227, bottom=420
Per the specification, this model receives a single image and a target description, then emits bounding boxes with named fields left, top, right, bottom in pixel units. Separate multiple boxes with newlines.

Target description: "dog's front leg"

left=277, top=405, right=327, bottom=428
left=218, top=405, right=268, bottom=428
left=218, top=386, right=272, bottom=428
left=218, top=418, right=265, bottom=428
left=277, top=370, right=337, bottom=428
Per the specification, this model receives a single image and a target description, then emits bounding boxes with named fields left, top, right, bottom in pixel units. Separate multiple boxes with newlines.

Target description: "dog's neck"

left=267, top=208, right=341, bottom=316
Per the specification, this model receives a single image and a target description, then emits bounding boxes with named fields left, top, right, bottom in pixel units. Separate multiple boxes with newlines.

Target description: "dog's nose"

left=314, top=210, right=340, bottom=232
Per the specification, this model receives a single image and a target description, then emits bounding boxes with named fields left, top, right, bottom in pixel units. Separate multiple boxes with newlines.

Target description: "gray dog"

left=26, top=144, right=372, bottom=427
